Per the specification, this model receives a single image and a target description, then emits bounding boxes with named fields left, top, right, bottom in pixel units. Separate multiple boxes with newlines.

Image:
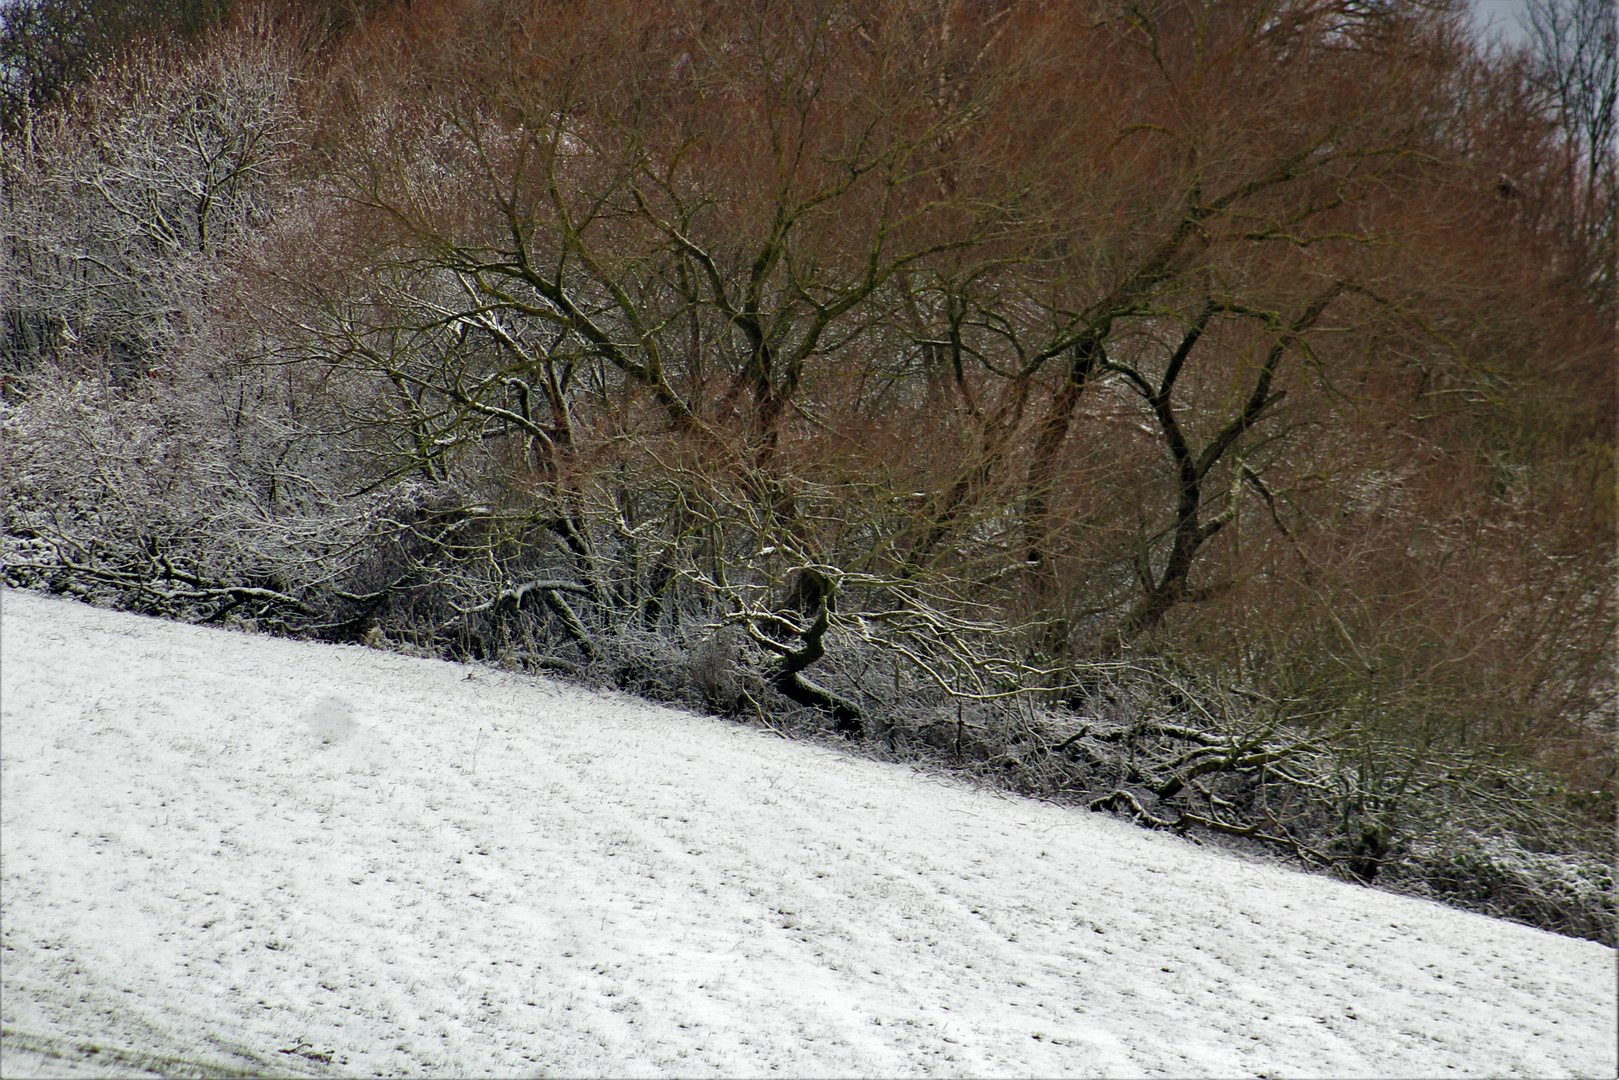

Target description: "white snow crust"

left=2, top=587, right=1614, bottom=1078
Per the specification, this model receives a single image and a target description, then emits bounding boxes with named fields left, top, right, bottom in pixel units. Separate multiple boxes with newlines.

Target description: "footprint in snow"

left=304, top=695, right=358, bottom=744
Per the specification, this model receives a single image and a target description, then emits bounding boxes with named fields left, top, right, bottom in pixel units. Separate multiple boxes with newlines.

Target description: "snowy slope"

left=2, top=587, right=1614, bottom=1079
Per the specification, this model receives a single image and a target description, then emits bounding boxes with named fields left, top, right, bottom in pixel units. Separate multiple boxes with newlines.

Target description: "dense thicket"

left=0, top=0, right=408, bottom=130
left=3, top=0, right=1613, bottom=941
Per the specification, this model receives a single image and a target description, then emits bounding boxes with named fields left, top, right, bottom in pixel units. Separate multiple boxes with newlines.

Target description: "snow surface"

left=2, top=587, right=1614, bottom=1079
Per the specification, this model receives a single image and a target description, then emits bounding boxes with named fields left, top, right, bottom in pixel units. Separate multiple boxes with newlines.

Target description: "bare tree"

left=1, top=12, right=374, bottom=632
left=1525, top=0, right=1617, bottom=301
left=2, top=11, right=302, bottom=381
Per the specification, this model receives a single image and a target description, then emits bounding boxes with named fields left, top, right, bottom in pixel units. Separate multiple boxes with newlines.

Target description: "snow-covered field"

left=1, top=588, right=1613, bottom=1079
